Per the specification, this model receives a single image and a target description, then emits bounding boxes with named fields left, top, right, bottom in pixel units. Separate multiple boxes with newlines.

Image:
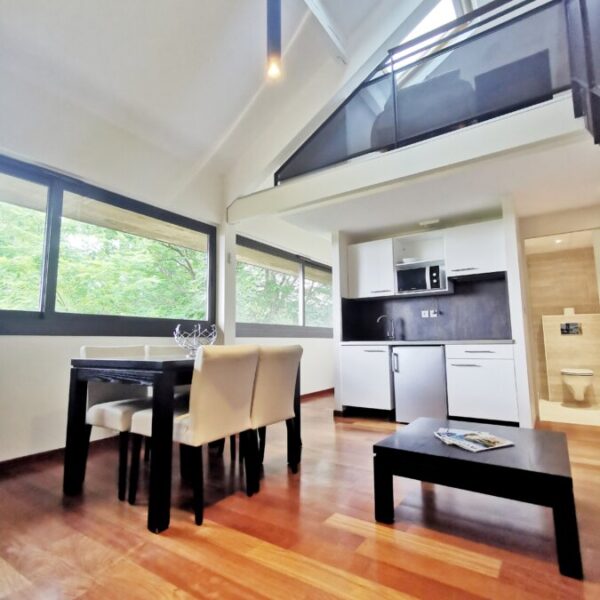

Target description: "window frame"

left=0, top=154, right=217, bottom=336
left=235, top=235, right=333, bottom=339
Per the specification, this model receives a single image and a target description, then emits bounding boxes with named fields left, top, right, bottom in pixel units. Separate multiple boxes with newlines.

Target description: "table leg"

left=148, top=371, right=175, bottom=534
left=374, top=453, right=394, bottom=524
left=63, top=369, right=90, bottom=496
left=552, top=483, right=584, bottom=579
left=293, top=367, right=302, bottom=457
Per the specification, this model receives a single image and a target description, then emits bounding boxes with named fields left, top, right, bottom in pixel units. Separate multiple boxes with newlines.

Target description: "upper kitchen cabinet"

left=347, top=239, right=394, bottom=298
left=445, top=220, right=506, bottom=277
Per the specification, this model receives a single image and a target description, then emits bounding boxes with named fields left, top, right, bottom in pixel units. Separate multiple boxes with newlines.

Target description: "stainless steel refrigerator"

left=392, top=346, right=448, bottom=423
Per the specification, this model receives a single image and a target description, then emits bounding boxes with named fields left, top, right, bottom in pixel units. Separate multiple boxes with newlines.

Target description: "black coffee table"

left=373, top=418, right=583, bottom=579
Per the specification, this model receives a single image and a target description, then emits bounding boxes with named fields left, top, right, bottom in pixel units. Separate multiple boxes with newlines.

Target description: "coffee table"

left=373, top=418, right=583, bottom=579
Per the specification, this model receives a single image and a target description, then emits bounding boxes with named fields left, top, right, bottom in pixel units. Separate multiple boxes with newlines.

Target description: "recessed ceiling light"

left=419, top=219, right=440, bottom=227
left=555, top=239, right=563, bottom=244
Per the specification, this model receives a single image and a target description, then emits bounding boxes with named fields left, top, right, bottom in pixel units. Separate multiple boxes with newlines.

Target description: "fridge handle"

left=392, top=353, right=399, bottom=373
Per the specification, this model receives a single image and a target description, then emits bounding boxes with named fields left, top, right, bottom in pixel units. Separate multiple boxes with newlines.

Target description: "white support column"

left=332, top=231, right=349, bottom=412
left=503, top=198, right=537, bottom=427
left=216, top=222, right=237, bottom=345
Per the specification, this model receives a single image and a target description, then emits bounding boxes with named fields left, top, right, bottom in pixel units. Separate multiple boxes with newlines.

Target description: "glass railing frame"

left=274, top=0, right=573, bottom=185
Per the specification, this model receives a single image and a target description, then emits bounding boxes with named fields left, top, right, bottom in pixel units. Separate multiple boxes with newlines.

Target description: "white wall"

left=234, top=338, right=334, bottom=395
left=0, top=336, right=176, bottom=462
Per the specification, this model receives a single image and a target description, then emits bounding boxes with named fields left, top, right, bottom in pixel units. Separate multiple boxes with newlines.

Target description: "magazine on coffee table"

left=434, top=427, right=514, bottom=453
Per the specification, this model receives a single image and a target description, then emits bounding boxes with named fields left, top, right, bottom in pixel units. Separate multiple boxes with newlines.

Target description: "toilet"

left=561, top=368, right=594, bottom=402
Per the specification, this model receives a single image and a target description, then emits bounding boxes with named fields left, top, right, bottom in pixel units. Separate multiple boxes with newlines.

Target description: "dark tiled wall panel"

left=342, top=276, right=511, bottom=341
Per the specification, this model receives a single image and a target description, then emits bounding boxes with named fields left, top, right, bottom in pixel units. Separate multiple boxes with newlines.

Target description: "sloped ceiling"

left=0, top=0, right=307, bottom=159
left=0, top=0, right=432, bottom=220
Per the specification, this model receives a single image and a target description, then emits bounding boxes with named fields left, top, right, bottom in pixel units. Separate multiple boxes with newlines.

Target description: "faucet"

left=376, top=314, right=395, bottom=340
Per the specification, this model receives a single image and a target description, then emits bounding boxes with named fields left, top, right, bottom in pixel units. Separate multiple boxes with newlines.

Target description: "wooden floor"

left=1, top=395, right=600, bottom=599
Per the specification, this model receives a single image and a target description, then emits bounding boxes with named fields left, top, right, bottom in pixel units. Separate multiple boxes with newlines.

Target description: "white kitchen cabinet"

left=347, top=239, right=394, bottom=298
left=445, top=220, right=506, bottom=277
left=340, top=345, right=393, bottom=410
left=446, top=353, right=519, bottom=422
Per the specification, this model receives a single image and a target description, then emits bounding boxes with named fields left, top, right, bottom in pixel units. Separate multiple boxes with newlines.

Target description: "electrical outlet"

left=429, top=309, right=439, bottom=318
left=421, top=310, right=429, bottom=318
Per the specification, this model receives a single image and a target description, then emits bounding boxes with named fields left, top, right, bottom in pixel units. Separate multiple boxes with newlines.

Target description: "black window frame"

left=235, top=235, right=333, bottom=339
left=0, top=154, right=217, bottom=336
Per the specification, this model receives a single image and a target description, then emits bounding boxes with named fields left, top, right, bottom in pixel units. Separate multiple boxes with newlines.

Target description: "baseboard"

left=301, top=388, right=334, bottom=402
left=0, top=437, right=115, bottom=472
left=335, top=406, right=396, bottom=422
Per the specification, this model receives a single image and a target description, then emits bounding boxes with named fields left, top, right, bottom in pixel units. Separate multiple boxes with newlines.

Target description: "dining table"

left=62, top=354, right=301, bottom=533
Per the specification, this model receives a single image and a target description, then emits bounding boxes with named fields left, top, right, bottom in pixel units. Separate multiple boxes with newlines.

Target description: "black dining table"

left=62, top=355, right=301, bottom=533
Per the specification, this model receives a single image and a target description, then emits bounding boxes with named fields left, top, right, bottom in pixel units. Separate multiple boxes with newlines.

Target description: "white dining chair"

left=144, top=343, right=191, bottom=398
left=250, top=345, right=303, bottom=477
left=81, top=345, right=151, bottom=500
left=128, top=345, right=260, bottom=525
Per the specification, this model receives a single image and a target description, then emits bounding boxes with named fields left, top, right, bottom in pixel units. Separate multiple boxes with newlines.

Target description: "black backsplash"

left=342, top=276, right=511, bottom=341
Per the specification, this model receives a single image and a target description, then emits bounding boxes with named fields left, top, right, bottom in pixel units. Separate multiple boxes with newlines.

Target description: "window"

left=0, top=155, right=216, bottom=335
left=0, top=172, right=48, bottom=311
left=304, top=265, right=333, bottom=328
left=236, top=236, right=332, bottom=337
left=57, top=191, right=209, bottom=320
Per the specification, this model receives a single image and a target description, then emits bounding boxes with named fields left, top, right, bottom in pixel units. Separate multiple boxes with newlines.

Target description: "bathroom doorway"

left=524, top=228, right=600, bottom=426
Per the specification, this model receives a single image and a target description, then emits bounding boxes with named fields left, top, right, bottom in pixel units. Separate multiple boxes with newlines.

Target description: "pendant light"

left=267, top=0, right=282, bottom=79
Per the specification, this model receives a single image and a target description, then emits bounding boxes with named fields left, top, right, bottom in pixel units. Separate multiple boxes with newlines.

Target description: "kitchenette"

left=339, top=218, right=521, bottom=425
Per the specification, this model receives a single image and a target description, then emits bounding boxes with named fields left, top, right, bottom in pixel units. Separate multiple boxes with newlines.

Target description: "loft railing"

left=275, top=0, right=581, bottom=185
left=565, top=0, right=600, bottom=143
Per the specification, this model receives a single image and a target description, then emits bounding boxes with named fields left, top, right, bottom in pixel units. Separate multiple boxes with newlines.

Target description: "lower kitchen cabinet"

left=340, top=345, right=393, bottom=410
left=446, top=357, right=519, bottom=422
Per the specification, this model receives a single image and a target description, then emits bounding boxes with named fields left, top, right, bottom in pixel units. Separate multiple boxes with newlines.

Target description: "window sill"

left=236, top=323, right=333, bottom=339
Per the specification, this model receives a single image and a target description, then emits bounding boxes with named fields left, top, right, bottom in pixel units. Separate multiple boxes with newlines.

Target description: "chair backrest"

left=187, top=345, right=259, bottom=446
left=80, top=345, right=148, bottom=406
left=250, top=345, right=303, bottom=429
left=145, top=344, right=189, bottom=359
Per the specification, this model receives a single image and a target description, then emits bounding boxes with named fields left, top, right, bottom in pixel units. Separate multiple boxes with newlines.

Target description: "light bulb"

left=267, top=58, right=282, bottom=79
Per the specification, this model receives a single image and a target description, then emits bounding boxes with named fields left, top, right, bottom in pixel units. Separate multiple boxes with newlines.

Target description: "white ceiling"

left=0, top=0, right=308, bottom=160
left=524, top=229, right=597, bottom=254
left=0, top=0, right=403, bottom=167
left=283, top=134, right=600, bottom=238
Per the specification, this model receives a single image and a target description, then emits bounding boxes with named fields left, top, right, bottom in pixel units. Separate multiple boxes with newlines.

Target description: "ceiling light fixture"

left=267, top=0, right=282, bottom=80
left=419, top=218, right=440, bottom=227
left=555, top=239, right=563, bottom=244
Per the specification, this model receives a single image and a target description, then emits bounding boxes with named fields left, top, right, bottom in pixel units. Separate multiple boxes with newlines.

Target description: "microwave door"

left=397, top=267, right=427, bottom=292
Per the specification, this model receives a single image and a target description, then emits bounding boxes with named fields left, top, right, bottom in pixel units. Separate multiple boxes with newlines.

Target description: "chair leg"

left=286, top=419, right=299, bottom=474
left=118, top=432, right=129, bottom=501
left=143, top=436, right=151, bottom=462
left=230, top=434, right=237, bottom=462
left=190, top=445, right=204, bottom=525
left=128, top=433, right=143, bottom=505
left=242, top=430, right=260, bottom=496
left=180, top=444, right=194, bottom=483
left=258, top=426, right=267, bottom=465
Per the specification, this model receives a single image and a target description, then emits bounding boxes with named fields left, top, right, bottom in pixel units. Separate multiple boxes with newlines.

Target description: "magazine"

left=434, top=427, right=514, bottom=453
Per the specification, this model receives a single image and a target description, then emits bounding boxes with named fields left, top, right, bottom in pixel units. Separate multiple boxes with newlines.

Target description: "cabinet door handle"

left=464, top=350, right=495, bottom=354
left=450, top=267, right=477, bottom=272
left=370, top=289, right=392, bottom=293
left=450, top=363, right=482, bottom=367
left=364, top=349, right=386, bottom=353
left=392, top=354, right=399, bottom=372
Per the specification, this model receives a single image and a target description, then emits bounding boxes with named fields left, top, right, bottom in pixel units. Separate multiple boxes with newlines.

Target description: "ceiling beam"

left=302, top=0, right=347, bottom=64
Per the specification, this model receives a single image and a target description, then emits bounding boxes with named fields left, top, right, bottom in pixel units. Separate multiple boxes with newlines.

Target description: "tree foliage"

left=1, top=199, right=333, bottom=327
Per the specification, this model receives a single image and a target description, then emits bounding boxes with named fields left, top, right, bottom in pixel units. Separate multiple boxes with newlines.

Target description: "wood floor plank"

left=0, top=395, right=597, bottom=599
left=0, top=556, right=31, bottom=598
left=325, top=513, right=502, bottom=577
left=246, top=542, right=415, bottom=600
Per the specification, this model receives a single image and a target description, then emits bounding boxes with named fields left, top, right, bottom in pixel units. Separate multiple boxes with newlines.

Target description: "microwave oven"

left=395, top=260, right=448, bottom=295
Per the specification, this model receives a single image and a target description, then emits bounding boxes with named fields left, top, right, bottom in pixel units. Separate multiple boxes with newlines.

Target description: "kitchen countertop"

left=340, top=340, right=514, bottom=346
